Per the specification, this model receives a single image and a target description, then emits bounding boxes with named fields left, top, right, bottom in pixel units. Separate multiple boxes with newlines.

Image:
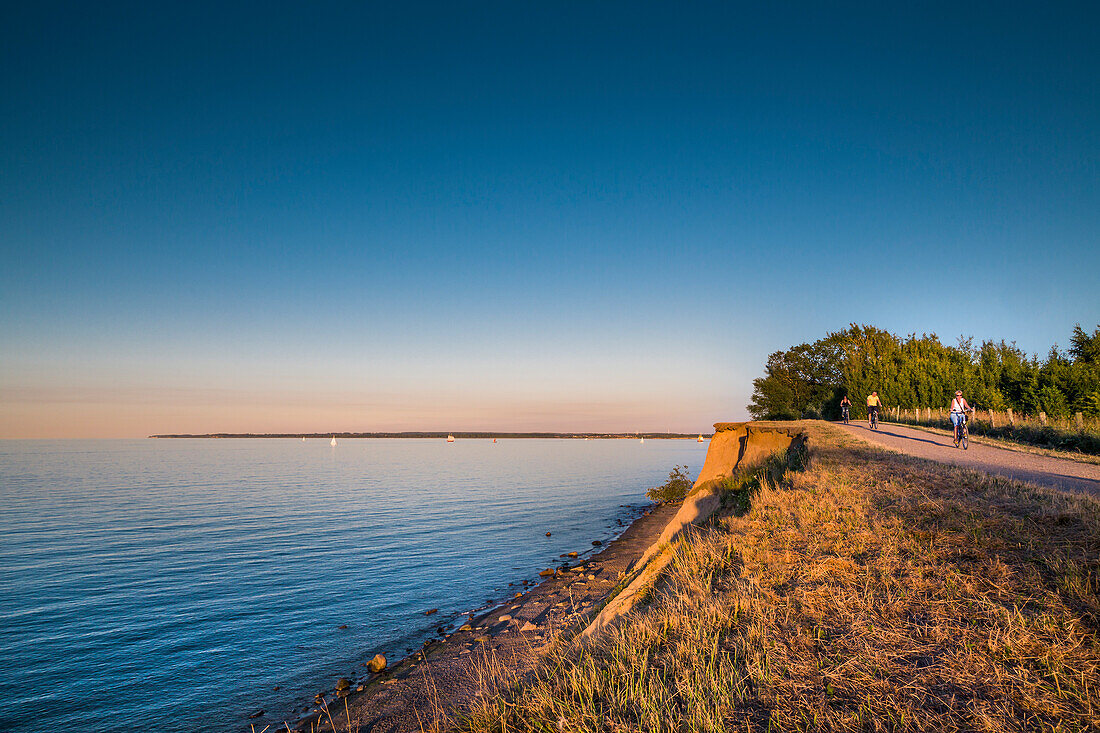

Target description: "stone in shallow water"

left=592, top=540, right=602, bottom=546
left=367, top=654, right=387, bottom=673
left=335, top=677, right=351, bottom=692
left=538, top=568, right=554, bottom=577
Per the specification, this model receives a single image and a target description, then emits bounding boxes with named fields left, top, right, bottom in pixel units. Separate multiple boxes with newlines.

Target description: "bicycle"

left=869, top=407, right=879, bottom=430
left=841, top=405, right=850, bottom=424
left=952, top=409, right=972, bottom=449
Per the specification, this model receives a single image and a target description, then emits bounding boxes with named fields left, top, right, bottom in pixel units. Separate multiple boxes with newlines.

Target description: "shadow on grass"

left=852, top=439, right=1100, bottom=635
left=715, top=442, right=810, bottom=518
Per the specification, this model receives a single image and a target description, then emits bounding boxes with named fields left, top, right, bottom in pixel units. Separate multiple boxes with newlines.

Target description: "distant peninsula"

left=148, top=431, right=707, bottom=439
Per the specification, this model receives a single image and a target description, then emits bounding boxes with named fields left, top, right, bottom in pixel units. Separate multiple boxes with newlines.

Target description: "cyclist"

left=839, top=395, right=852, bottom=424
left=950, top=390, right=972, bottom=441
left=866, top=391, right=882, bottom=428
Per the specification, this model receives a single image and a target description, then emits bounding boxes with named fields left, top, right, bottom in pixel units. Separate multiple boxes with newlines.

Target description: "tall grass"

left=449, top=425, right=1100, bottom=732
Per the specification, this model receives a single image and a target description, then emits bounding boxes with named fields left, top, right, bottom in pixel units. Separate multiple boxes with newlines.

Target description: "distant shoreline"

left=148, top=432, right=709, bottom=439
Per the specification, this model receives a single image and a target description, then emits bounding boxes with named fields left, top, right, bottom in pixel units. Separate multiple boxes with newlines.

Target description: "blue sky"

left=2, top=1, right=1098, bottom=437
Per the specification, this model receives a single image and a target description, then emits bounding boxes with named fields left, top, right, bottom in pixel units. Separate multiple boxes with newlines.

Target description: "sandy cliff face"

left=695, top=422, right=808, bottom=488
left=580, top=422, right=807, bottom=640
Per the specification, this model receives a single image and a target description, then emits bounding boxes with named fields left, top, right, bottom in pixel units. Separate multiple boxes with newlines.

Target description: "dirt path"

left=836, top=421, right=1100, bottom=496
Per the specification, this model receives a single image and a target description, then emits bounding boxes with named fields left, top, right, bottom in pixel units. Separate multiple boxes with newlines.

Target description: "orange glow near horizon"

left=0, top=386, right=731, bottom=439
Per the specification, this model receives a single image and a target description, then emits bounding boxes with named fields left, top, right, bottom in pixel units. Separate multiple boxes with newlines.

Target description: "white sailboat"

left=640, top=436, right=644, bottom=444
left=302, top=436, right=306, bottom=442
left=446, top=434, right=455, bottom=443
left=330, top=436, right=337, bottom=447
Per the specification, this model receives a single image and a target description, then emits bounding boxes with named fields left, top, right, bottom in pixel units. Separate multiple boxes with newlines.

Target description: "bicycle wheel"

left=961, top=426, right=968, bottom=450
left=953, top=424, right=960, bottom=448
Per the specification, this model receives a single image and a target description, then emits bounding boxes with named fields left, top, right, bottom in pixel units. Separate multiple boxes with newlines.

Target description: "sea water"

left=0, top=438, right=707, bottom=732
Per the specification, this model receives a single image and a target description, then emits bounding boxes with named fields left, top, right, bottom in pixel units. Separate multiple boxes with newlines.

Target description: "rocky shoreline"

left=262, top=499, right=683, bottom=733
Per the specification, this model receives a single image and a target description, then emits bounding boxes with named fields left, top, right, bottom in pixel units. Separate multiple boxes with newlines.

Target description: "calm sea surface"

left=0, top=438, right=707, bottom=732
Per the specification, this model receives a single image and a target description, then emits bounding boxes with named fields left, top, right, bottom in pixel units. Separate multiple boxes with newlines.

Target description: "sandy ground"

left=278, top=500, right=683, bottom=733
left=836, top=420, right=1100, bottom=496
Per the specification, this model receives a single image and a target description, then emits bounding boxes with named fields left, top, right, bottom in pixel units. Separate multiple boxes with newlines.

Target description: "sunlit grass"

left=447, top=423, right=1100, bottom=732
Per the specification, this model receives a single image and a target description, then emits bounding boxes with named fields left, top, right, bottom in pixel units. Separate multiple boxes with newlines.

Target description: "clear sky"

left=2, top=1, right=1098, bottom=438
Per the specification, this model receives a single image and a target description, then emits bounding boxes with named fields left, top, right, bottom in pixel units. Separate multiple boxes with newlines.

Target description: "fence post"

left=990, top=411, right=996, bottom=429
left=1076, top=412, right=1084, bottom=431
left=1007, top=408, right=1014, bottom=426
left=1039, top=412, right=1048, bottom=426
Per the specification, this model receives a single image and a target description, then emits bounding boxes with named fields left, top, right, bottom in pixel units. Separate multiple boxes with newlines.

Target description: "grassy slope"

left=454, top=423, right=1100, bottom=733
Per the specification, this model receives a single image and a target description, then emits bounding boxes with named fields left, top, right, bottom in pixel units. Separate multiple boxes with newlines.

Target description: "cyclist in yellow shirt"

left=866, top=391, right=882, bottom=428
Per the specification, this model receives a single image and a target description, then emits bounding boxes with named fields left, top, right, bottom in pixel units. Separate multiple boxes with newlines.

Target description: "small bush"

left=646, top=465, right=693, bottom=504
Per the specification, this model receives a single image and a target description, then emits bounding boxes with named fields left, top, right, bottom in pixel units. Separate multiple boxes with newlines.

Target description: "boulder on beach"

left=367, top=654, right=387, bottom=673
left=567, top=551, right=578, bottom=558
left=538, top=568, right=554, bottom=577
left=335, top=677, right=351, bottom=692
left=592, top=540, right=602, bottom=546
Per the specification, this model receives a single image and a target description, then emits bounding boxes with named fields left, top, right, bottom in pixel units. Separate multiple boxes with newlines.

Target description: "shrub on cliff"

left=646, top=465, right=693, bottom=504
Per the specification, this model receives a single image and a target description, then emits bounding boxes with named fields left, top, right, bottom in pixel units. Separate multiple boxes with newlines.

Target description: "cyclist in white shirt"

left=949, top=390, right=971, bottom=433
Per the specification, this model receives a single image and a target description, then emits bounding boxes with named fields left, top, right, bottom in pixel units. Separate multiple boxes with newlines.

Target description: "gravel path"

left=836, top=421, right=1100, bottom=497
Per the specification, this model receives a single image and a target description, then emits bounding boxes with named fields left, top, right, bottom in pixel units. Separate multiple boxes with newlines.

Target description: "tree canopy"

left=748, top=324, right=1100, bottom=420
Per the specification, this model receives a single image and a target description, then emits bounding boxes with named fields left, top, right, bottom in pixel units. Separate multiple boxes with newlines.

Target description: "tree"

left=746, top=323, right=1098, bottom=420
left=1070, top=324, right=1100, bottom=364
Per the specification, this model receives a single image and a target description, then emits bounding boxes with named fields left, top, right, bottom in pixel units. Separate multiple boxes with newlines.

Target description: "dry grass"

left=451, top=424, right=1100, bottom=732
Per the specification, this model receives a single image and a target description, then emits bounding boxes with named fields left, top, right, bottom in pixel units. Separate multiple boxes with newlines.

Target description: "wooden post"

left=1039, top=412, right=1048, bottom=426
left=990, top=411, right=996, bottom=429
left=1007, top=408, right=1014, bottom=426
left=1076, top=412, right=1085, bottom=431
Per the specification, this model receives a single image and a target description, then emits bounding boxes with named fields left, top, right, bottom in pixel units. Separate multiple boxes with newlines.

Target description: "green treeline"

left=748, top=324, right=1100, bottom=420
